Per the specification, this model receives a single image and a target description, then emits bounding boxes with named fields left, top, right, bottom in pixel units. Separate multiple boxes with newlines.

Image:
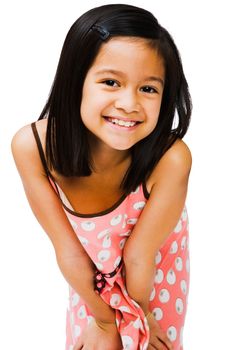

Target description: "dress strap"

left=31, top=122, right=51, bottom=177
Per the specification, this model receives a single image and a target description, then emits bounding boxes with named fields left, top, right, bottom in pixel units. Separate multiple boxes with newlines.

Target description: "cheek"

left=80, top=80, right=98, bottom=116
left=155, top=95, right=163, bottom=115
left=81, top=93, right=111, bottom=119
left=146, top=99, right=162, bottom=124
left=80, top=92, right=98, bottom=117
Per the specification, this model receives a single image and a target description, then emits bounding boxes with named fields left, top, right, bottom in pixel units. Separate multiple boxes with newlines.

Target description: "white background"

left=1, top=0, right=225, bottom=349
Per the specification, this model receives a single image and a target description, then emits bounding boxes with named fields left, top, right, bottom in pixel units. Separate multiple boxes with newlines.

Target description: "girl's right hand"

left=73, top=318, right=122, bottom=350
left=146, top=312, right=174, bottom=350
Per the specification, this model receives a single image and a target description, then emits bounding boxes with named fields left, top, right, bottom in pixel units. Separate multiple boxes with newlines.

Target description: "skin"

left=11, top=37, right=192, bottom=350
left=80, top=37, right=165, bottom=167
left=76, top=37, right=174, bottom=350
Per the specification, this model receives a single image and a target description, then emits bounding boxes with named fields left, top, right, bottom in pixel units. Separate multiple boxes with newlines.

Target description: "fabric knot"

left=93, top=259, right=123, bottom=294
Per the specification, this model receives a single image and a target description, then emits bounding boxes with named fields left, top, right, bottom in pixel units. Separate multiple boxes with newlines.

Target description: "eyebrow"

left=95, top=69, right=164, bottom=86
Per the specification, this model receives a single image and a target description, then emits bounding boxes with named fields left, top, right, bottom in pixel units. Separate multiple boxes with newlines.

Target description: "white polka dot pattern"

left=149, top=287, right=156, bottom=301
left=167, top=326, right=177, bottom=341
left=166, top=269, right=176, bottom=285
left=153, top=307, right=163, bottom=321
left=49, top=179, right=190, bottom=350
left=155, top=269, right=164, bottom=284
left=159, top=288, right=170, bottom=303
left=81, top=221, right=95, bottom=231
left=97, top=250, right=111, bottom=262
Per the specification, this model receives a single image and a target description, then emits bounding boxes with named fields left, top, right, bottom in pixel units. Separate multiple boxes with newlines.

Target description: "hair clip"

left=91, top=24, right=110, bottom=40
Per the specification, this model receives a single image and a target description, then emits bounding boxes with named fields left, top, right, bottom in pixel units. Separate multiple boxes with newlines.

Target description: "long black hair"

left=38, top=4, right=192, bottom=194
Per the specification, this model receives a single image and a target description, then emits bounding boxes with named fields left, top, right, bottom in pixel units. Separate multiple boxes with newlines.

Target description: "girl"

left=11, top=4, right=192, bottom=350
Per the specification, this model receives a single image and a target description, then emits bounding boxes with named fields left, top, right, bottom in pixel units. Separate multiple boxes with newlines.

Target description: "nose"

left=114, top=88, right=141, bottom=114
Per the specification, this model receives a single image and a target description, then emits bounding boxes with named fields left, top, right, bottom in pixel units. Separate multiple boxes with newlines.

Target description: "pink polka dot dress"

left=31, top=122, right=190, bottom=350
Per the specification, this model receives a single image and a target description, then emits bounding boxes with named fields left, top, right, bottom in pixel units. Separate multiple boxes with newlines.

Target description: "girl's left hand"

left=73, top=318, right=122, bottom=350
left=146, top=312, right=174, bottom=350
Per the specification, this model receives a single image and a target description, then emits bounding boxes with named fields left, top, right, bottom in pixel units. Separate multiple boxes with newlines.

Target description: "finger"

left=161, top=338, right=174, bottom=350
left=149, top=336, right=168, bottom=350
left=150, top=328, right=173, bottom=350
left=148, top=344, right=157, bottom=350
left=73, top=338, right=83, bottom=350
left=156, top=332, right=174, bottom=350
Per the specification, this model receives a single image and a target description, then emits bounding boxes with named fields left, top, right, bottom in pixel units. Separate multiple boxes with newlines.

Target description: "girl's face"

left=80, top=37, right=165, bottom=152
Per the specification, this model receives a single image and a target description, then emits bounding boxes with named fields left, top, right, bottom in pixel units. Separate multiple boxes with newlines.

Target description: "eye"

left=102, top=79, right=119, bottom=87
left=141, top=86, right=158, bottom=94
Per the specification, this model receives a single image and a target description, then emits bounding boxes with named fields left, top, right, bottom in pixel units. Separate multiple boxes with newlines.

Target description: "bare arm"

left=11, top=124, right=115, bottom=323
left=123, top=140, right=192, bottom=314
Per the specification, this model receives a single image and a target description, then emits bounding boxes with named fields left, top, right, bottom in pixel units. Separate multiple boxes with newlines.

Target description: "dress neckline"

left=48, top=175, right=149, bottom=218
left=31, top=121, right=150, bottom=218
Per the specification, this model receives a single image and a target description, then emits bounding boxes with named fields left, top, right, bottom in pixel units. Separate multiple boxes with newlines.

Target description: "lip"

left=105, top=116, right=142, bottom=123
left=104, top=117, right=140, bottom=131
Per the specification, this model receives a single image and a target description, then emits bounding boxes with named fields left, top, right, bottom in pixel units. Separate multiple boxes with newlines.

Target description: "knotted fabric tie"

left=94, top=259, right=123, bottom=294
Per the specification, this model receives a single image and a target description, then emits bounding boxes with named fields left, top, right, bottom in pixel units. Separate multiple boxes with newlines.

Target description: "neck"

left=88, top=135, right=131, bottom=173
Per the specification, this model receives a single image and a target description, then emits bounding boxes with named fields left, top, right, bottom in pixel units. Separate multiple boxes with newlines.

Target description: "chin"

left=110, top=143, right=135, bottom=151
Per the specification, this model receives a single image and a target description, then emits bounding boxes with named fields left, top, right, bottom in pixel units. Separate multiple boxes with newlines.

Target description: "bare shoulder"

left=160, top=139, right=192, bottom=171
left=11, top=119, right=48, bottom=176
left=11, top=119, right=47, bottom=152
left=11, top=118, right=47, bottom=147
left=146, top=139, right=192, bottom=191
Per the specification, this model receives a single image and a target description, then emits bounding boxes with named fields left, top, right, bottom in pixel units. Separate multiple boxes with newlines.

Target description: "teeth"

left=109, top=118, right=136, bottom=127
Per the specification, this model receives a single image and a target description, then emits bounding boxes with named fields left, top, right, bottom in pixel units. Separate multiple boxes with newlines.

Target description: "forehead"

left=90, top=37, right=165, bottom=78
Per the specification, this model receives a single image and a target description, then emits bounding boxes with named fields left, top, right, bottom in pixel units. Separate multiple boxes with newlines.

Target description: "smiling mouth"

left=104, top=117, right=141, bottom=128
